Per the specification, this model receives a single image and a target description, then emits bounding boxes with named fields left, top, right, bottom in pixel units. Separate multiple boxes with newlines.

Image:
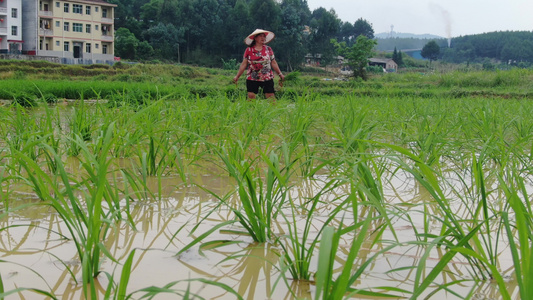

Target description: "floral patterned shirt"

left=244, top=46, right=275, bottom=81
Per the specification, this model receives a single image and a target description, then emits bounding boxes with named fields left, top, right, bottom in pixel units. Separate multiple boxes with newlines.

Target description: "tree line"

left=109, top=0, right=374, bottom=69
left=443, top=31, right=533, bottom=66
left=380, top=31, right=533, bottom=67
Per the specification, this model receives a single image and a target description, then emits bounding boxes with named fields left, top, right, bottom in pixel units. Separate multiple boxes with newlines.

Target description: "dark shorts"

left=246, top=79, right=275, bottom=94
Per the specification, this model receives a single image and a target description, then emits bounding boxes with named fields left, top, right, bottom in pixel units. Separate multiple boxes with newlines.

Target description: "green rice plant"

left=11, top=92, right=37, bottom=108
left=106, top=88, right=154, bottom=108
left=410, top=114, right=448, bottom=168
left=314, top=222, right=401, bottom=299
left=499, top=167, right=533, bottom=300
left=36, top=105, right=63, bottom=173
left=278, top=178, right=347, bottom=281
left=15, top=124, right=132, bottom=298
left=383, top=143, right=496, bottom=279
left=326, top=101, right=375, bottom=155
left=5, top=107, right=41, bottom=162
left=67, top=100, right=95, bottom=156
left=209, top=146, right=289, bottom=243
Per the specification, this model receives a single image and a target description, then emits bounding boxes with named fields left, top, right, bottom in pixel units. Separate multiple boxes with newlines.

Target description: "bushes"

left=12, top=92, right=37, bottom=107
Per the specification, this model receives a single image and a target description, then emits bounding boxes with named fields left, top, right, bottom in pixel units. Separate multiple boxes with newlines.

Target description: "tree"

left=339, top=21, right=354, bottom=45
left=115, top=28, right=139, bottom=60
left=392, top=47, right=404, bottom=67
left=276, top=0, right=310, bottom=70
left=353, top=18, right=374, bottom=39
left=421, top=40, right=440, bottom=64
left=143, top=23, right=184, bottom=61
left=309, top=8, right=341, bottom=66
left=333, top=35, right=376, bottom=80
left=392, top=47, right=398, bottom=64
left=397, top=50, right=404, bottom=67
left=249, top=0, right=281, bottom=31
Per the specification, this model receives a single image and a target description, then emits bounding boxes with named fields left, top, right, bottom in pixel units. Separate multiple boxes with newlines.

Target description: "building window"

left=86, top=43, right=91, bottom=53
left=73, top=4, right=82, bottom=14
left=95, top=7, right=99, bottom=12
left=64, top=3, right=69, bottom=13
left=86, top=24, right=91, bottom=33
left=73, top=23, right=82, bottom=32
left=11, top=26, right=17, bottom=36
left=56, top=41, right=60, bottom=47
left=55, top=21, right=60, bottom=27
left=86, top=6, right=91, bottom=15
left=11, top=8, right=17, bottom=18
left=95, top=25, right=99, bottom=31
left=102, top=8, right=107, bottom=18
left=102, top=44, right=108, bottom=54
left=64, top=22, right=69, bottom=31
left=64, top=42, right=69, bottom=52
left=56, top=2, right=60, bottom=8
left=95, top=43, right=99, bottom=49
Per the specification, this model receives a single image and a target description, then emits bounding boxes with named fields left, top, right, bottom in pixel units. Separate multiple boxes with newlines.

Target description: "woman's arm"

left=271, top=59, right=285, bottom=81
left=233, top=58, right=248, bottom=83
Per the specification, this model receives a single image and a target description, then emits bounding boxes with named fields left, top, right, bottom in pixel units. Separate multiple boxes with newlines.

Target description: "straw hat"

left=244, top=29, right=275, bottom=46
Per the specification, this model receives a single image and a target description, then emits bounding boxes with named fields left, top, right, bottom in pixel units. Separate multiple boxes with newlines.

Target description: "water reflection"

left=0, top=163, right=521, bottom=299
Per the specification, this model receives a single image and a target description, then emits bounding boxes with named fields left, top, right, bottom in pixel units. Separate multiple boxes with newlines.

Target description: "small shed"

left=368, top=58, right=398, bottom=72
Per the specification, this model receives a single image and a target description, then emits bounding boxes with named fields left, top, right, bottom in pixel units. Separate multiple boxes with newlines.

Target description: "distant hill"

left=375, top=31, right=444, bottom=39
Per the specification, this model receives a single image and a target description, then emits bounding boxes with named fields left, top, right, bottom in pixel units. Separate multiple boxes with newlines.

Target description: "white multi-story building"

left=21, top=0, right=116, bottom=64
left=0, top=0, right=24, bottom=54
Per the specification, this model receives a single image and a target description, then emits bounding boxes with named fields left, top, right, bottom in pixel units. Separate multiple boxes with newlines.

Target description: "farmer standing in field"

left=233, top=29, right=285, bottom=100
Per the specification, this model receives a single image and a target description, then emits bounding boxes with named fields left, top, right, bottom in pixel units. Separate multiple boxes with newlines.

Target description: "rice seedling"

left=278, top=177, right=346, bottom=281
left=66, top=100, right=95, bottom=156
left=203, top=143, right=290, bottom=243
left=326, top=100, right=376, bottom=156
left=14, top=124, right=133, bottom=298
left=11, top=92, right=37, bottom=108
left=499, top=166, right=533, bottom=300
left=313, top=222, right=400, bottom=299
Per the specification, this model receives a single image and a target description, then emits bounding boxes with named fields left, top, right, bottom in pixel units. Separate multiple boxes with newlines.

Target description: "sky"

left=306, top=0, right=533, bottom=38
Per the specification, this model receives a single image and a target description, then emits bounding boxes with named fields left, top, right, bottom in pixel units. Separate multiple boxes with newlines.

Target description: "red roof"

left=69, top=0, right=117, bottom=7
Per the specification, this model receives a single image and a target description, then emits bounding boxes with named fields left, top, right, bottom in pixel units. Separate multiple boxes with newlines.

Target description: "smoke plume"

left=429, top=3, right=452, bottom=47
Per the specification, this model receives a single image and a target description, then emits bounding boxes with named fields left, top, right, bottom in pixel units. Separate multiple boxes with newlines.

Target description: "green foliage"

left=115, top=27, right=139, bottom=60
left=41, top=93, right=58, bottom=104
left=421, top=40, right=441, bottom=63
left=332, top=35, right=377, bottom=80
left=353, top=17, right=374, bottom=39
left=221, top=58, right=239, bottom=70
left=12, top=92, right=37, bottom=107
left=283, top=70, right=301, bottom=81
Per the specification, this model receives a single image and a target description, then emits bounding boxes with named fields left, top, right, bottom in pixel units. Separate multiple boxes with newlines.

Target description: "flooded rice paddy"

left=1, top=98, right=530, bottom=299
left=1, top=163, right=518, bottom=299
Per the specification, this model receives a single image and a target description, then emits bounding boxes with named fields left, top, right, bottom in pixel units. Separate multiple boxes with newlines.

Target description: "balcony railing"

left=101, top=17, right=113, bottom=23
left=101, top=35, right=113, bottom=41
left=0, top=27, right=7, bottom=35
left=39, top=10, right=53, bottom=17
left=39, top=28, right=53, bottom=36
left=0, top=7, right=8, bottom=15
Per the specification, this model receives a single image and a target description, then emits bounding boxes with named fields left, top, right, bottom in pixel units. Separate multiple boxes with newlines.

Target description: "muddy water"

left=0, top=163, right=518, bottom=300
